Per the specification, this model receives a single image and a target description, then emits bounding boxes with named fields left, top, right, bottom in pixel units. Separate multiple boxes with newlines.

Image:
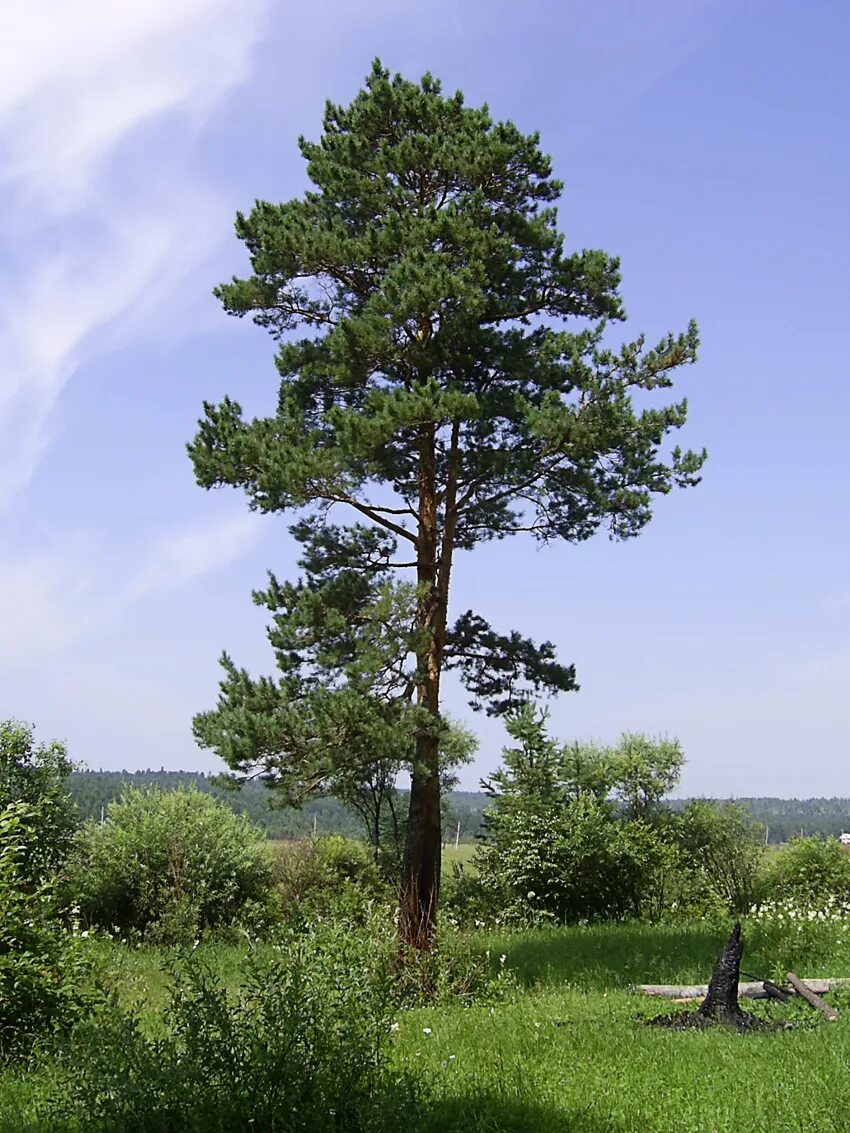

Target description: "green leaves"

left=0, top=720, right=77, bottom=884
left=191, top=60, right=703, bottom=555
left=68, top=787, right=275, bottom=941
left=476, top=709, right=686, bottom=922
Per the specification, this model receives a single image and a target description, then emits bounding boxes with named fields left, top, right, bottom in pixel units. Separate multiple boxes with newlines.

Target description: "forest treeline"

left=67, top=770, right=487, bottom=842
left=67, top=770, right=850, bottom=844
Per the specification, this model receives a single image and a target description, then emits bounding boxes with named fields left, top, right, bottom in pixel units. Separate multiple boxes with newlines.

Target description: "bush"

left=0, top=803, right=93, bottom=1057
left=0, top=720, right=77, bottom=883
left=762, top=836, right=850, bottom=907
left=675, top=800, right=765, bottom=915
left=476, top=798, right=675, bottom=923
left=474, top=705, right=684, bottom=924
left=440, top=862, right=492, bottom=926
left=44, top=917, right=412, bottom=1132
left=272, top=834, right=387, bottom=918
left=68, top=786, right=276, bottom=942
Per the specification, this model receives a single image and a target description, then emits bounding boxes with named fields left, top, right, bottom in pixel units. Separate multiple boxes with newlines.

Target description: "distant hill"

left=66, top=770, right=488, bottom=843
left=66, top=770, right=850, bottom=845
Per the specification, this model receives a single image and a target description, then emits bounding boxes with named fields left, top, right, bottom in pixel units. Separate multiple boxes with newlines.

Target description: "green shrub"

left=0, top=803, right=93, bottom=1057
left=474, top=705, right=684, bottom=924
left=762, top=836, right=850, bottom=907
left=68, top=786, right=276, bottom=942
left=675, top=800, right=765, bottom=915
left=0, top=720, right=77, bottom=883
left=272, top=834, right=386, bottom=918
left=476, top=798, right=675, bottom=923
left=440, top=862, right=491, bottom=926
left=44, top=917, right=413, bottom=1132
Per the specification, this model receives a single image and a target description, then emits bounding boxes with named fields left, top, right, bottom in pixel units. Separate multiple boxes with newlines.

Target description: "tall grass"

left=4, top=918, right=850, bottom=1131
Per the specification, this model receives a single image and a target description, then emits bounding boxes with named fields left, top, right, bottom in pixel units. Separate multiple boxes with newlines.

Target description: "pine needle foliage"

left=188, top=61, right=705, bottom=947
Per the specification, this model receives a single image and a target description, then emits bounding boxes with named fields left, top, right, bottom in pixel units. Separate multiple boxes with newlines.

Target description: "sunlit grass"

left=5, top=920, right=850, bottom=1130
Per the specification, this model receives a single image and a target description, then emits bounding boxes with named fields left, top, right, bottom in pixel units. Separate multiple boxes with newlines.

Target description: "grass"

left=396, top=989, right=850, bottom=1132
left=394, top=920, right=850, bottom=1132
left=5, top=919, right=850, bottom=1131
left=442, top=841, right=478, bottom=869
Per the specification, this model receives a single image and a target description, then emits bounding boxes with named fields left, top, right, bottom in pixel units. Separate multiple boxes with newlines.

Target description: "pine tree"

left=188, top=61, right=705, bottom=949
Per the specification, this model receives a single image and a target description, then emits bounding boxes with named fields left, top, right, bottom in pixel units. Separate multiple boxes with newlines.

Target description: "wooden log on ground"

left=787, top=972, right=840, bottom=1021
left=638, top=977, right=850, bottom=1000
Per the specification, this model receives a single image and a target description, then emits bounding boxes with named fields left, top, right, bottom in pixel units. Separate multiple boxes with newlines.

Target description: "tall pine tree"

left=188, top=62, right=705, bottom=948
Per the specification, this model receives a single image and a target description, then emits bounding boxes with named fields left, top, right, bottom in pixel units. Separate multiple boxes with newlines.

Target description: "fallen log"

left=787, top=972, right=840, bottom=1021
left=638, top=977, right=850, bottom=1000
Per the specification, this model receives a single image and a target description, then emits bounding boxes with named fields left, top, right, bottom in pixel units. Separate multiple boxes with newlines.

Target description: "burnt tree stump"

left=650, top=922, right=762, bottom=1030
left=697, top=921, right=752, bottom=1025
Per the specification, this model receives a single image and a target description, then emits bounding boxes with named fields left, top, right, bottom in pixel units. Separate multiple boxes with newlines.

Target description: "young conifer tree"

left=188, top=61, right=705, bottom=949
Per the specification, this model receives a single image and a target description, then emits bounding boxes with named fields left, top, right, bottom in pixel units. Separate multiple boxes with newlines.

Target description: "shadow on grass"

left=482, top=921, right=730, bottom=990
left=409, top=1094, right=632, bottom=1133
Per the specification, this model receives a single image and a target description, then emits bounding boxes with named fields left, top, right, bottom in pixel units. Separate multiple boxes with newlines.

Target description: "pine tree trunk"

left=400, top=421, right=444, bottom=951
left=400, top=744, right=441, bottom=949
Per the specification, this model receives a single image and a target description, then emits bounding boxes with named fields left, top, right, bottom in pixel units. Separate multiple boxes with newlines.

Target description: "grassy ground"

left=442, top=842, right=477, bottom=869
left=5, top=920, right=850, bottom=1131
left=399, top=922, right=850, bottom=1131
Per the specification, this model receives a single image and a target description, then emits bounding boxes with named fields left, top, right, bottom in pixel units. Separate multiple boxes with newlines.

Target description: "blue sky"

left=2, top=0, right=848, bottom=796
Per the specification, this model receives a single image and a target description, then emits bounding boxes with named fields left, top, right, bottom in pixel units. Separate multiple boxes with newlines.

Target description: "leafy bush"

left=473, top=708, right=683, bottom=923
left=272, top=834, right=387, bottom=918
left=762, top=836, right=850, bottom=907
left=476, top=798, right=675, bottom=923
left=45, top=918, right=412, bottom=1132
left=68, top=786, right=276, bottom=942
left=0, top=720, right=77, bottom=883
left=440, top=862, right=492, bottom=926
left=0, top=803, right=93, bottom=1057
left=675, top=800, right=765, bottom=914
left=744, top=899, right=850, bottom=981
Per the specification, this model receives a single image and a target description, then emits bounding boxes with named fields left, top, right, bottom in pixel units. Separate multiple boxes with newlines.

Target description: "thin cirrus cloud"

left=0, top=0, right=266, bottom=506
left=0, top=514, right=264, bottom=669
left=0, top=0, right=268, bottom=667
left=0, top=0, right=265, bottom=203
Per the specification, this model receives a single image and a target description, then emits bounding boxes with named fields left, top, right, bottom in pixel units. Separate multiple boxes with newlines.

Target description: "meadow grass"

left=395, top=986, right=850, bottom=1132
left=5, top=920, right=850, bottom=1131
left=442, top=841, right=478, bottom=869
left=267, top=838, right=479, bottom=867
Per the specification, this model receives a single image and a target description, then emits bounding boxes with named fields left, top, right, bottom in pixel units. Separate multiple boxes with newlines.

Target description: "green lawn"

left=442, top=841, right=478, bottom=869
left=5, top=920, right=850, bottom=1131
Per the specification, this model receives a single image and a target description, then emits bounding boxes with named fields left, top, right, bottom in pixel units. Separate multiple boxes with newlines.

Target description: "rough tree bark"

left=697, top=921, right=748, bottom=1024
left=400, top=422, right=443, bottom=951
left=399, top=419, right=462, bottom=951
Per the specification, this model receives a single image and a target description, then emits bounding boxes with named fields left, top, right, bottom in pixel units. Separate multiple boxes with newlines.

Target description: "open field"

left=267, top=839, right=480, bottom=870
left=5, top=919, right=850, bottom=1131
left=442, top=841, right=477, bottom=869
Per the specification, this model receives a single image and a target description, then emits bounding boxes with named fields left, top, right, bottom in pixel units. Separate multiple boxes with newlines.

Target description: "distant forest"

left=67, top=770, right=489, bottom=843
left=66, top=771, right=850, bottom=845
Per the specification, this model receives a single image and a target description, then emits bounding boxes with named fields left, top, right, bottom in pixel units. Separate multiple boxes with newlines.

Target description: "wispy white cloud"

left=0, top=0, right=266, bottom=509
left=0, top=512, right=263, bottom=668
left=0, top=0, right=264, bottom=206
left=0, top=2, right=269, bottom=666
left=117, top=514, right=265, bottom=608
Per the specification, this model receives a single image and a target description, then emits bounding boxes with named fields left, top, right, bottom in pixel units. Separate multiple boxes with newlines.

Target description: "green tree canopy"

left=0, top=720, right=77, bottom=883
left=477, top=707, right=683, bottom=921
left=189, top=61, right=704, bottom=947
